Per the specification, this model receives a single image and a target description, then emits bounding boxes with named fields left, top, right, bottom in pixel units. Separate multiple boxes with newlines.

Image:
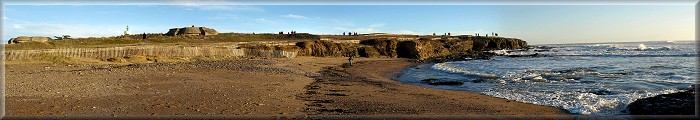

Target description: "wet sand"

left=301, top=59, right=571, bottom=116
left=3, top=57, right=571, bottom=118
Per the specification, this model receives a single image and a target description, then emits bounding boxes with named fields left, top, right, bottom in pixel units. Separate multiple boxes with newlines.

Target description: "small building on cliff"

left=165, top=25, right=219, bottom=36
left=8, top=36, right=52, bottom=44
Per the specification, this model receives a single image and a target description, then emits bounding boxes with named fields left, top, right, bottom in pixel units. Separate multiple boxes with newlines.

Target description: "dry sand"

left=3, top=57, right=572, bottom=118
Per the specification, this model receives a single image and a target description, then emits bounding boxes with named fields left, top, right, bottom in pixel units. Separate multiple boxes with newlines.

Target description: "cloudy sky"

left=2, top=0, right=696, bottom=44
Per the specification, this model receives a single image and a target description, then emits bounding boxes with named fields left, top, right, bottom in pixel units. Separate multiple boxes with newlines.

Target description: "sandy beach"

left=4, top=57, right=571, bottom=118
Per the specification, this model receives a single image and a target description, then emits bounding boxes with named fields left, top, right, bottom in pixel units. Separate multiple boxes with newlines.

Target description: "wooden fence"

left=3, top=45, right=297, bottom=61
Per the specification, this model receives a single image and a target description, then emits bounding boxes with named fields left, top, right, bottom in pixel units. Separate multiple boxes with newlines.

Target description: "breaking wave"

left=397, top=41, right=696, bottom=115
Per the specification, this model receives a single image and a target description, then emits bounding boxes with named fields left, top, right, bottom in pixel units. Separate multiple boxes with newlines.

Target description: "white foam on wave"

left=637, top=44, right=648, bottom=50
left=431, top=63, right=500, bottom=79
left=670, top=75, right=691, bottom=80
left=489, top=49, right=511, bottom=55
left=482, top=88, right=686, bottom=115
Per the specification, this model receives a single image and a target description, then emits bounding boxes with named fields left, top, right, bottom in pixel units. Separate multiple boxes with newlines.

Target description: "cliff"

left=294, top=36, right=528, bottom=60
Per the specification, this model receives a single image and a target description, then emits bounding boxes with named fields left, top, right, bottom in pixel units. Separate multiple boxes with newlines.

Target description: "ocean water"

left=397, top=41, right=697, bottom=115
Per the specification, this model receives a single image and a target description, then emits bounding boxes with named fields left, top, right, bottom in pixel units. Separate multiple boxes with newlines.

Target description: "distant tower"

left=124, top=25, right=130, bottom=35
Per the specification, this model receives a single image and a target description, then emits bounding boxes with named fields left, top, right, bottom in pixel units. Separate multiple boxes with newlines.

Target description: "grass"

left=5, top=33, right=322, bottom=50
left=319, top=34, right=420, bottom=40
left=18, top=53, right=75, bottom=64
left=5, top=33, right=488, bottom=51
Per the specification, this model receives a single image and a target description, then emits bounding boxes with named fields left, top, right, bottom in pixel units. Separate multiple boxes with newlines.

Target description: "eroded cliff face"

left=295, top=41, right=359, bottom=57
left=294, top=36, right=528, bottom=60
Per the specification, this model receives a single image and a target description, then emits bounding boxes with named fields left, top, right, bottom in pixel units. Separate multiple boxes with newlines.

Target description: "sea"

left=396, top=40, right=697, bottom=115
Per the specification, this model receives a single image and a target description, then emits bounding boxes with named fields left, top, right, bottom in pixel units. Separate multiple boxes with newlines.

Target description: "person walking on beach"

left=348, top=55, right=354, bottom=66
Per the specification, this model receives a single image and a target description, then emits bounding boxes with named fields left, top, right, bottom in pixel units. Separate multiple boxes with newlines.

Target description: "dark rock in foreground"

left=506, top=53, right=548, bottom=58
left=625, top=88, right=695, bottom=115
left=429, top=52, right=496, bottom=63
left=422, top=78, right=464, bottom=85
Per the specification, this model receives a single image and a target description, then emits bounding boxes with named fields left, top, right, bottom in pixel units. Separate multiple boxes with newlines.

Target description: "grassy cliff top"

left=5, top=33, right=520, bottom=50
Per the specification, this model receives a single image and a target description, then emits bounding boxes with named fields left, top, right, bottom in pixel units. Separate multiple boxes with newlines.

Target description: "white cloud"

left=13, top=24, right=22, bottom=29
left=208, top=14, right=241, bottom=20
left=136, top=5, right=159, bottom=7
left=353, top=28, right=381, bottom=33
left=281, top=14, right=307, bottom=19
left=369, top=23, right=386, bottom=28
left=181, top=5, right=264, bottom=12
left=255, top=18, right=276, bottom=25
left=7, top=23, right=124, bottom=39
left=395, top=30, right=424, bottom=35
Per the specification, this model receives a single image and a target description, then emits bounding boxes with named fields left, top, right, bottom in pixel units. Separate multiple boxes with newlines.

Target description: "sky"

left=1, top=1, right=696, bottom=44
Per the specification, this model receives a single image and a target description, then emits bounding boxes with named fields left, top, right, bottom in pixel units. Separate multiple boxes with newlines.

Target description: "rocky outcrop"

left=359, top=38, right=399, bottom=58
left=625, top=88, right=695, bottom=115
left=472, top=37, right=528, bottom=51
left=8, top=36, right=52, bottom=44
left=395, top=40, right=452, bottom=59
left=357, top=46, right=380, bottom=58
left=165, top=26, right=218, bottom=36
left=294, top=36, right=528, bottom=60
left=295, top=40, right=359, bottom=57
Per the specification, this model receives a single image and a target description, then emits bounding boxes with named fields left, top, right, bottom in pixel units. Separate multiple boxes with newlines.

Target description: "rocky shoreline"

left=625, top=86, right=696, bottom=115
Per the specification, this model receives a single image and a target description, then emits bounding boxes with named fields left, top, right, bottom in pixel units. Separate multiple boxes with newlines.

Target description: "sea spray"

left=637, top=44, right=647, bottom=50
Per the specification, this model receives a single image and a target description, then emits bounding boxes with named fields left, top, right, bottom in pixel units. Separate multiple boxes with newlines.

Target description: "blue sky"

left=2, top=4, right=695, bottom=44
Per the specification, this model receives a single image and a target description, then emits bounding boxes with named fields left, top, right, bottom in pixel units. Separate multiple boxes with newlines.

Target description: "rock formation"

left=625, top=88, right=695, bottom=115
left=359, top=38, right=400, bottom=58
left=295, top=40, right=359, bottom=57
left=294, top=36, right=529, bottom=60
left=165, top=26, right=219, bottom=36
left=8, top=36, right=52, bottom=44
